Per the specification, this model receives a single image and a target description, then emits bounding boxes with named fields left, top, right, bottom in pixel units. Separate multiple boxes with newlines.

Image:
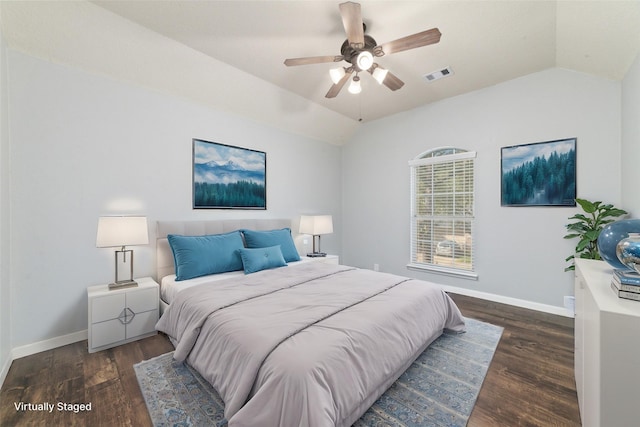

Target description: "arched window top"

left=409, top=147, right=475, bottom=167
left=415, top=147, right=468, bottom=160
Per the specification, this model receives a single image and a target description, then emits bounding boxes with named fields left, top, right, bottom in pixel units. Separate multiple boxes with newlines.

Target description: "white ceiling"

left=89, top=0, right=640, bottom=122
left=0, top=1, right=639, bottom=144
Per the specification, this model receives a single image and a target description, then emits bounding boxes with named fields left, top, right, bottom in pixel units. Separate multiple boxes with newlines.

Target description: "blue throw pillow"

left=168, top=231, right=244, bottom=281
left=241, top=228, right=301, bottom=262
left=238, top=245, right=287, bottom=274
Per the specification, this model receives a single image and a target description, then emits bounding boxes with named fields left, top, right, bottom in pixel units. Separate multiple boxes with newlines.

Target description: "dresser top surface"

left=576, top=259, right=640, bottom=317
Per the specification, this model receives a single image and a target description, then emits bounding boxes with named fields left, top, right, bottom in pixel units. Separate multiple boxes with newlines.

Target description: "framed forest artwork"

left=192, top=139, right=266, bottom=209
left=501, top=138, right=576, bottom=207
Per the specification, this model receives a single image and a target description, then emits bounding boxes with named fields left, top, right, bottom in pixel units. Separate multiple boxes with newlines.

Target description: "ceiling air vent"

left=424, top=66, right=454, bottom=82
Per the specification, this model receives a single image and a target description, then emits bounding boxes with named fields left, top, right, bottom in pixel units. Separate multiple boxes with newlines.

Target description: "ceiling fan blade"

left=326, top=68, right=353, bottom=98
left=339, top=2, right=364, bottom=48
left=378, top=28, right=441, bottom=55
left=284, top=55, right=344, bottom=66
left=381, top=71, right=404, bottom=91
left=367, top=68, right=404, bottom=91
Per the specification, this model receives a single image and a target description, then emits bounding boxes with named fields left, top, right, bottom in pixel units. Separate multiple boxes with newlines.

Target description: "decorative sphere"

left=616, top=234, right=640, bottom=274
left=598, top=219, right=640, bottom=270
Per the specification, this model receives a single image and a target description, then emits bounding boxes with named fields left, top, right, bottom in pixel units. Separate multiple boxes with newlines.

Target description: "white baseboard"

left=440, top=284, right=575, bottom=318
left=11, top=329, right=87, bottom=360
left=1, top=330, right=87, bottom=388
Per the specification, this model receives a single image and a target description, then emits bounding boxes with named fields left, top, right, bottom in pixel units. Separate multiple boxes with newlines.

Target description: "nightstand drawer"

left=92, top=319, right=126, bottom=348
left=92, top=293, right=126, bottom=323
left=127, top=309, right=158, bottom=339
left=127, top=287, right=158, bottom=313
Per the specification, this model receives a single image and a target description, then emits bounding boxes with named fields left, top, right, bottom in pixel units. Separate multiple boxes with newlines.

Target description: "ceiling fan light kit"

left=372, top=66, right=389, bottom=85
left=330, top=67, right=346, bottom=84
left=355, top=50, right=374, bottom=71
left=284, top=1, right=442, bottom=99
left=348, top=75, right=362, bottom=94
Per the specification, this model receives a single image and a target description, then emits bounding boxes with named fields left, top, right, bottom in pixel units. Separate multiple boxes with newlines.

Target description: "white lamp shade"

left=96, top=216, right=149, bottom=248
left=329, top=67, right=346, bottom=84
left=299, top=215, right=333, bottom=235
left=348, top=78, right=362, bottom=94
left=372, top=66, right=388, bottom=84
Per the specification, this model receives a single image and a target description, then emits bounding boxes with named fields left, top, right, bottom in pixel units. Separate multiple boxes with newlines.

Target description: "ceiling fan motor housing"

left=340, top=35, right=381, bottom=71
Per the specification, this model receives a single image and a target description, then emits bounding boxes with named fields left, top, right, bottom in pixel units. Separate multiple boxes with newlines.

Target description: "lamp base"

left=108, top=280, right=139, bottom=290
left=307, top=252, right=327, bottom=258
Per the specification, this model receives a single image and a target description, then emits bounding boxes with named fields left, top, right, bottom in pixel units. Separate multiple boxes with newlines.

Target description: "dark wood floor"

left=0, top=293, right=581, bottom=427
left=449, top=294, right=581, bottom=427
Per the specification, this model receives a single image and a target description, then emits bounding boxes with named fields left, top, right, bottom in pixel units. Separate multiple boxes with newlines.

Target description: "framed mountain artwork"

left=192, top=139, right=266, bottom=209
left=501, top=138, right=576, bottom=207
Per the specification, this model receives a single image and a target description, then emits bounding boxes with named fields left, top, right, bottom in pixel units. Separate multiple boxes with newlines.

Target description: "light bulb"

left=329, top=67, right=345, bottom=84
left=348, top=76, right=362, bottom=94
left=372, top=66, right=388, bottom=85
left=356, top=51, right=373, bottom=71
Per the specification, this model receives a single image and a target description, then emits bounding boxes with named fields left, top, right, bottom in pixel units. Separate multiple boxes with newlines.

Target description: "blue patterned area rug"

left=134, top=317, right=502, bottom=427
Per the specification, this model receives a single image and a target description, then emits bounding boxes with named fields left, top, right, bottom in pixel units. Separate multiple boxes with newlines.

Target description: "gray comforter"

left=156, top=262, right=465, bottom=427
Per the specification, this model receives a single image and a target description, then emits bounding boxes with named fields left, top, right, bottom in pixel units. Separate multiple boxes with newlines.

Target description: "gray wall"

left=6, top=51, right=342, bottom=349
left=0, top=22, right=11, bottom=382
left=622, top=53, right=640, bottom=217
left=342, top=68, right=622, bottom=310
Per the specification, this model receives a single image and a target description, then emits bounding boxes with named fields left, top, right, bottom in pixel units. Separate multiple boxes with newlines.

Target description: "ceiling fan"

left=284, top=1, right=441, bottom=98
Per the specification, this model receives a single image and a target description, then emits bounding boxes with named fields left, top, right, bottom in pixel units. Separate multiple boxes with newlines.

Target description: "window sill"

left=406, top=263, right=478, bottom=280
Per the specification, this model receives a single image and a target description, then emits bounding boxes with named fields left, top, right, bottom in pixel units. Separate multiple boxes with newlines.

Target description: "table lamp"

left=96, top=216, right=149, bottom=289
left=299, top=215, right=333, bottom=257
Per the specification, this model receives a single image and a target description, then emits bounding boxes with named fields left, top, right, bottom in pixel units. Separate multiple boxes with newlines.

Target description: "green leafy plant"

left=564, top=198, right=627, bottom=271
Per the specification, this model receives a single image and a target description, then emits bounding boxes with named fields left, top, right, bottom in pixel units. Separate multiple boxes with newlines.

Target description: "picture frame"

left=501, top=138, right=576, bottom=207
left=192, top=139, right=266, bottom=209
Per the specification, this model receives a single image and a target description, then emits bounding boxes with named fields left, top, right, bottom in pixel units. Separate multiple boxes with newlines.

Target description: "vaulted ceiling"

left=1, top=1, right=639, bottom=144
left=92, top=0, right=640, bottom=121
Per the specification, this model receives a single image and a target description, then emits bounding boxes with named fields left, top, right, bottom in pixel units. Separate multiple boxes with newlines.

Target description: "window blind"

left=409, top=149, right=476, bottom=275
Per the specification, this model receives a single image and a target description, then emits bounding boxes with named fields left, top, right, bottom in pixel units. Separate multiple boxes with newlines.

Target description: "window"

left=408, top=147, right=477, bottom=278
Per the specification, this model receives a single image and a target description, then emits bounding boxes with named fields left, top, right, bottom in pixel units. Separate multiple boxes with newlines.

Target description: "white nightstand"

left=87, top=277, right=159, bottom=353
left=305, top=254, right=339, bottom=265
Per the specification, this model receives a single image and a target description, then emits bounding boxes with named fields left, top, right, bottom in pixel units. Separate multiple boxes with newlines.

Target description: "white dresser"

left=574, top=259, right=640, bottom=427
left=87, top=277, right=159, bottom=353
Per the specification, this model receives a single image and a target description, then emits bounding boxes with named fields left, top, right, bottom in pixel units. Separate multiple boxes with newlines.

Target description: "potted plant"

left=564, top=198, right=627, bottom=271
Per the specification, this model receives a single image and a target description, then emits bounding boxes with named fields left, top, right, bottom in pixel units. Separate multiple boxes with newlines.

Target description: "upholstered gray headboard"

left=156, top=219, right=294, bottom=281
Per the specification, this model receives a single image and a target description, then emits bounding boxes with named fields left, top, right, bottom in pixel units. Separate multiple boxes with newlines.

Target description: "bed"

left=155, top=219, right=465, bottom=427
